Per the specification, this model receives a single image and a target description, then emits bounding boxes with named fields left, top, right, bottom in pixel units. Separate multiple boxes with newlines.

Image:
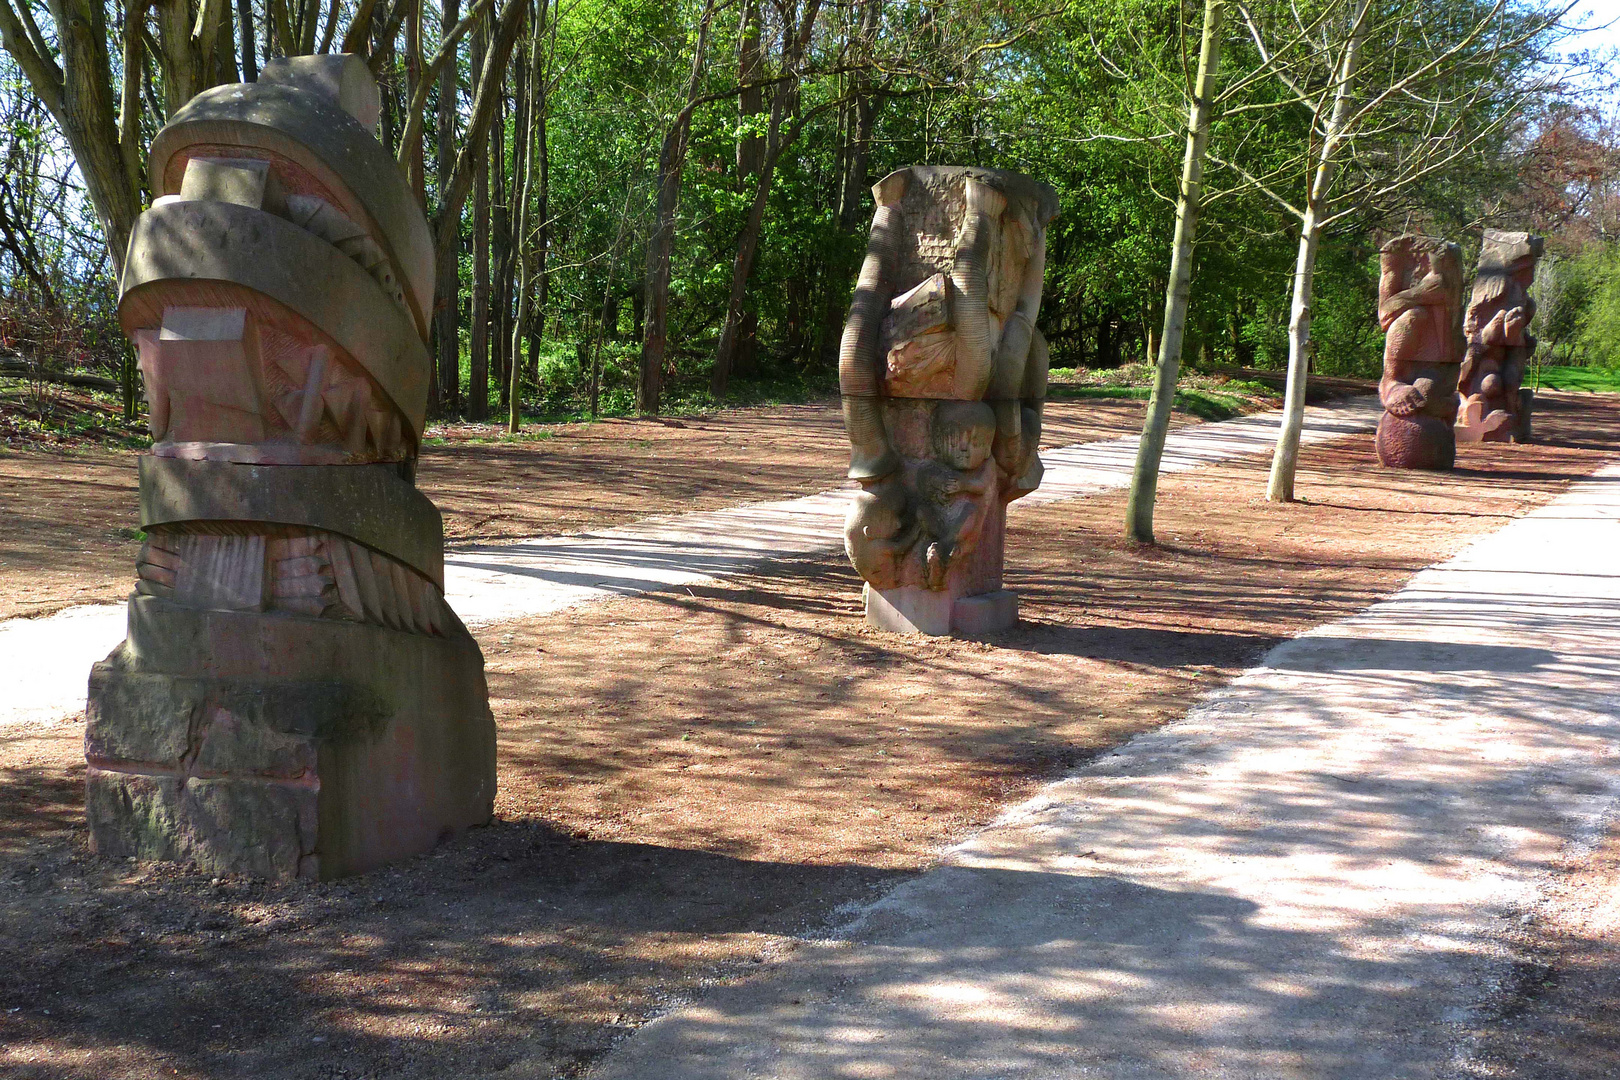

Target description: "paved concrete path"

left=0, top=397, right=1379, bottom=728
left=589, top=462, right=1620, bottom=1080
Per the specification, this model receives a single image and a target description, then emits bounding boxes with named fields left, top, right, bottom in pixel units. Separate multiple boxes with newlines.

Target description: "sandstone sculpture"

left=840, top=166, right=1058, bottom=635
left=1458, top=229, right=1543, bottom=444
left=1375, top=234, right=1464, bottom=470
left=86, top=56, right=495, bottom=880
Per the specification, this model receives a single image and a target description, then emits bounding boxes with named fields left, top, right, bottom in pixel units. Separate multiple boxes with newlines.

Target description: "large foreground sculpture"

left=85, top=56, right=495, bottom=879
left=1375, top=234, right=1464, bottom=471
left=1458, top=229, right=1543, bottom=444
left=840, top=167, right=1058, bottom=635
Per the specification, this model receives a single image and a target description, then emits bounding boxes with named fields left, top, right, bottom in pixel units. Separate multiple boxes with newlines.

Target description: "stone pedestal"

left=865, top=585, right=1018, bottom=636
left=86, top=596, right=494, bottom=879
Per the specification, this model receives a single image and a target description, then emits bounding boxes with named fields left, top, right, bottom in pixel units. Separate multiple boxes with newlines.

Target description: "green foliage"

left=1531, top=366, right=1620, bottom=392
left=0, top=0, right=1602, bottom=421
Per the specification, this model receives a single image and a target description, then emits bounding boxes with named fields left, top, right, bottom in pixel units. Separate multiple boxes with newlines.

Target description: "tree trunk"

left=433, top=0, right=462, bottom=416
left=1125, top=0, right=1224, bottom=545
left=638, top=0, right=718, bottom=415
left=1264, top=211, right=1323, bottom=501
left=815, top=0, right=880, bottom=367
left=236, top=0, right=257, bottom=80
left=507, top=0, right=543, bottom=432
left=734, top=0, right=763, bottom=182
left=711, top=0, right=821, bottom=398
left=469, top=20, right=490, bottom=420
left=494, top=63, right=514, bottom=407
left=528, top=13, right=549, bottom=388
left=1266, top=0, right=1368, bottom=503
left=404, top=0, right=425, bottom=202
left=0, top=0, right=145, bottom=276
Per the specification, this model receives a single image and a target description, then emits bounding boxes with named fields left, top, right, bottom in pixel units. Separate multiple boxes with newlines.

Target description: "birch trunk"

left=1266, top=210, right=1322, bottom=502
left=1265, top=0, right=1368, bottom=503
left=1125, top=0, right=1224, bottom=545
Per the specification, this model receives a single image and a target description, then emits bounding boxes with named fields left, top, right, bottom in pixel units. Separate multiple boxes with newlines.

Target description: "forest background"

left=0, top=0, right=1615, bottom=426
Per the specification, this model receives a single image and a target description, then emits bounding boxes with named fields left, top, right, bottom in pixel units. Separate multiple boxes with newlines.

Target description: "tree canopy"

left=0, top=0, right=1612, bottom=422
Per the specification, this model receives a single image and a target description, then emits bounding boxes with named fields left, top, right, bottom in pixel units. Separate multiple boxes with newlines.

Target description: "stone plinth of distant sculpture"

left=86, top=56, right=495, bottom=880
left=1376, top=234, right=1464, bottom=470
left=1458, top=229, right=1543, bottom=444
left=839, top=166, right=1058, bottom=635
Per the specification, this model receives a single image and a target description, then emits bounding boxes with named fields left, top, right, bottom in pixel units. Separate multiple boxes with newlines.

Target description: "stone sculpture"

left=1458, top=229, right=1543, bottom=444
left=85, top=56, right=495, bottom=880
left=840, top=166, right=1058, bottom=635
left=1375, top=234, right=1464, bottom=470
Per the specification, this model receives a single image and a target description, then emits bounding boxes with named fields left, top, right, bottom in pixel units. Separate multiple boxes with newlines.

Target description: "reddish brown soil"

left=2, top=392, right=1616, bottom=1078
left=0, top=396, right=1194, bottom=622
left=1459, top=820, right=1620, bottom=1079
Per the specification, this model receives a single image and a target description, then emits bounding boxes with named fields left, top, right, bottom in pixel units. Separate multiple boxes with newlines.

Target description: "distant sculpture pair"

left=837, top=167, right=1059, bottom=636
left=1375, top=229, right=1544, bottom=469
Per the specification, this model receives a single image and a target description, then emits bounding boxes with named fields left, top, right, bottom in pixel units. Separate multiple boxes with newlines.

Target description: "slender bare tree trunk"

left=816, top=0, right=882, bottom=367
left=236, top=0, right=257, bottom=79
left=639, top=0, right=718, bottom=415
left=1125, top=0, right=1224, bottom=545
left=1266, top=0, right=1368, bottom=503
left=711, top=0, right=821, bottom=398
left=735, top=0, right=763, bottom=181
left=404, top=0, right=425, bottom=202
left=470, top=19, right=490, bottom=420
left=507, top=0, right=544, bottom=432
left=528, top=0, right=552, bottom=386
left=433, top=0, right=462, bottom=415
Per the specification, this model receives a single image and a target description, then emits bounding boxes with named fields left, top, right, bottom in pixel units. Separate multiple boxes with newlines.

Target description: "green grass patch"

left=1530, top=366, right=1620, bottom=393
left=1045, top=382, right=1253, bottom=421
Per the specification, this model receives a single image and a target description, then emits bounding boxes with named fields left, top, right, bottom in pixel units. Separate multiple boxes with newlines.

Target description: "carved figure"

left=840, top=167, right=1058, bottom=635
left=85, top=56, right=495, bottom=880
left=1458, top=229, right=1543, bottom=444
left=1375, top=234, right=1464, bottom=470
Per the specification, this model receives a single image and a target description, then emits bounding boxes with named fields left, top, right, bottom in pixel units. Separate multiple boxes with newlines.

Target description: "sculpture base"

left=1376, top=412, right=1456, bottom=470
left=865, top=584, right=1018, bottom=637
left=85, top=595, right=495, bottom=880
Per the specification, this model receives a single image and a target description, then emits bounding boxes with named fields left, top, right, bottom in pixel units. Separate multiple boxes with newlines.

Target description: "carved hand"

left=1384, top=381, right=1426, bottom=416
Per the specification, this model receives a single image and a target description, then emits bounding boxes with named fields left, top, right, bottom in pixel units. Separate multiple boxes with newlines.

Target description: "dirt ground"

left=3, top=392, right=1618, bottom=1078
left=1459, top=823, right=1620, bottom=1079
left=0, top=395, right=1206, bottom=622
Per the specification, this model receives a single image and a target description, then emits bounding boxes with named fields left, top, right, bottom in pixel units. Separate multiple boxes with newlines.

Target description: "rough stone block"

left=865, top=584, right=1018, bottom=636
left=85, top=669, right=204, bottom=767
left=86, top=597, right=495, bottom=879
left=952, top=589, right=1018, bottom=635
left=866, top=584, right=953, bottom=636
left=85, top=769, right=186, bottom=862
left=178, top=157, right=285, bottom=214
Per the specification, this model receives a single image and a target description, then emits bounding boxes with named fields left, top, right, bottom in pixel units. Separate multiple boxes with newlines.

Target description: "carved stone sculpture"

left=85, top=56, right=495, bottom=880
left=840, top=167, right=1058, bottom=635
left=1458, top=229, right=1543, bottom=444
left=1375, top=234, right=1464, bottom=471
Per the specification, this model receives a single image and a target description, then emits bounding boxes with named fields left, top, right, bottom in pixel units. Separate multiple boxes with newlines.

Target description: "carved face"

left=932, top=401, right=996, bottom=471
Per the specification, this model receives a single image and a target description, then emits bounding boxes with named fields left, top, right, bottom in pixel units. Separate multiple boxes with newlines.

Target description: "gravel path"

left=0, top=397, right=1379, bottom=728
left=590, top=460, right=1620, bottom=1080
